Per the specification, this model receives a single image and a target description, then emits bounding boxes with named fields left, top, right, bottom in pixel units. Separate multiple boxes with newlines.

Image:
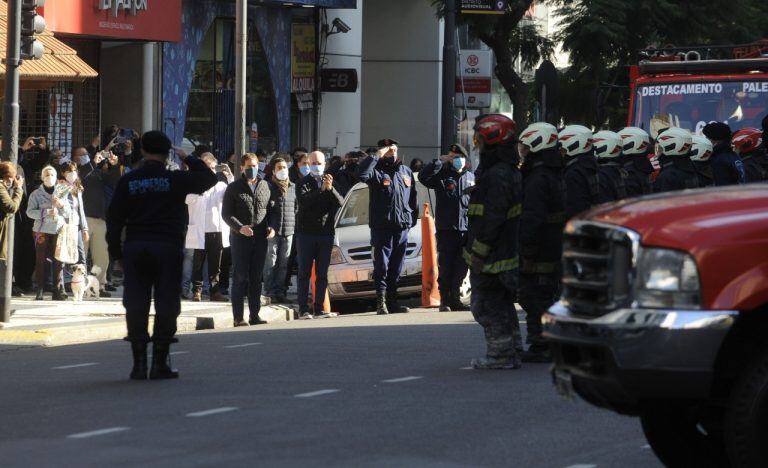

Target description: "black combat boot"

left=386, top=291, right=410, bottom=313
left=149, top=342, right=179, bottom=379
left=521, top=336, right=552, bottom=363
left=439, top=290, right=451, bottom=312
left=129, top=342, right=148, bottom=380
left=52, top=286, right=67, bottom=301
left=376, top=291, right=389, bottom=315
left=449, top=289, right=468, bottom=311
left=472, top=328, right=522, bottom=370
left=34, top=288, right=44, bottom=301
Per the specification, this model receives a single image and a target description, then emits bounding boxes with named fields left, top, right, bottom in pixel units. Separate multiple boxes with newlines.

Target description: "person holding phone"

left=221, top=153, right=276, bottom=327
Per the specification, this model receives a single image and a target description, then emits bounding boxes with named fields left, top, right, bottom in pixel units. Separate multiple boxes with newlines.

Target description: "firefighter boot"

left=472, top=328, right=522, bottom=370
left=386, top=291, right=410, bottom=314
left=376, top=291, right=389, bottom=315
left=149, top=342, right=180, bottom=379
left=439, top=289, right=452, bottom=312
left=129, top=342, right=148, bottom=380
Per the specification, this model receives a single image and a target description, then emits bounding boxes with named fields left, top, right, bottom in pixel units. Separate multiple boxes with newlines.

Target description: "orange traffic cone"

left=421, top=203, right=441, bottom=307
left=311, top=262, right=331, bottom=312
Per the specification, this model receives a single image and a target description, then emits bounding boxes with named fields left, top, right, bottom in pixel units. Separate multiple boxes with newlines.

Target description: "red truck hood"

left=580, top=185, right=768, bottom=250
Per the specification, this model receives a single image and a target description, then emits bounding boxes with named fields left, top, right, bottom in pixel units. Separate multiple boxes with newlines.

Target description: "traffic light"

left=21, top=0, right=46, bottom=60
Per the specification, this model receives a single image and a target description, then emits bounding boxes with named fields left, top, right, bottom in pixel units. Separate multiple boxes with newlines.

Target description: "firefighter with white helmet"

left=690, top=134, right=715, bottom=187
left=593, top=130, right=628, bottom=202
left=653, top=127, right=700, bottom=193
left=559, top=124, right=599, bottom=218
left=517, top=122, right=565, bottom=363
left=618, top=127, right=654, bottom=196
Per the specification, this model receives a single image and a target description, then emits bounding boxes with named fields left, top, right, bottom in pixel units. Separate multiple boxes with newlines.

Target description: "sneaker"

left=192, top=291, right=202, bottom=302
left=471, top=356, right=522, bottom=370
left=315, top=312, right=338, bottom=319
left=104, top=284, right=117, bottom=292
left=300, top=312, right=314, bottom=320
left=261, top=295, right=271, bottom=306
left=99, top=289, right=112, bottom=298
left=233, top=319, right=249, bottom=327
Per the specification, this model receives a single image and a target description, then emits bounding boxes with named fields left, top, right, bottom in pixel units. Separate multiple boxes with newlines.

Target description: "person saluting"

left=107, top=131, right=217, bottom=380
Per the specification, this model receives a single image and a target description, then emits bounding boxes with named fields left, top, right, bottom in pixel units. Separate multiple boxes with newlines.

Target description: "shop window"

left=185, top=17, right=277, bottom=160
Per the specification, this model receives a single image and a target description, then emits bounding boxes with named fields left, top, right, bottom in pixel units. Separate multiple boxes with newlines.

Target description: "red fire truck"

left=628, top=40, right=768, bottom=136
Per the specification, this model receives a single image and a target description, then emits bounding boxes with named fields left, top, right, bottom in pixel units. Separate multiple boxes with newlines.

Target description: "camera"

left=332, top=18, right=351, bottom=34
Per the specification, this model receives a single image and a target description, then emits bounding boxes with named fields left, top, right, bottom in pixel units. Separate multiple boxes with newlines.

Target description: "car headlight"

left=330, top=246, right=346, bottom=265
left=635, top=248, right=701, bottom=309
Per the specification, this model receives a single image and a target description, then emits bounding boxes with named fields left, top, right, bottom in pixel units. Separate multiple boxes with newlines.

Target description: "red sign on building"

left=41, top=0, right=182, bottom=42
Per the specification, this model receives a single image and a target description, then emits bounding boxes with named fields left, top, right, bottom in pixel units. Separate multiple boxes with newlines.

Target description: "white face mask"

left=78, top=155, right=90, bottom=166
left=275, top=168, right=289, bottom=181
left=43, top=175, right=56, bottom=188
left=65, top=173, right=78, bottom=184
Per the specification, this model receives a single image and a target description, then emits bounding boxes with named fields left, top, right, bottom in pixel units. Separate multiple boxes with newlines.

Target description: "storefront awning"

left=0, top=3, right=98, bottom=82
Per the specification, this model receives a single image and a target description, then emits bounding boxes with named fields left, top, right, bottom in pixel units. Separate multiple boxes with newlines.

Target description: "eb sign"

left=320, top=69, right=359, bottom=93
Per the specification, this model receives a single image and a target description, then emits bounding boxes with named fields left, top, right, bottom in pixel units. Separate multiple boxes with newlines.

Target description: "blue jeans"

left=263, top=235, right=293, bottom=297
left=230, top=233, right=268, bottom=321
left=296, top=233, right=333, bottom=314
left=371, top=228, right=409, bottom=293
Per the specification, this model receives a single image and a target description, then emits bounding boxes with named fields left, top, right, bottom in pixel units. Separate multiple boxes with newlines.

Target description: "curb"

left=0, top=304, right=296, bottom=347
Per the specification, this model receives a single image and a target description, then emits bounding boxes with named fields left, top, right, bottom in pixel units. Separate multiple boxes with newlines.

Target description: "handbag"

left=55, top=222, right=79, bottom=265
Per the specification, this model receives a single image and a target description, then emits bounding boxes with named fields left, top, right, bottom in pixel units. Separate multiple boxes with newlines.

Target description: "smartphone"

left=215, top=164, right=229, bottom=173
left=32, top=137, right=42, bottom=145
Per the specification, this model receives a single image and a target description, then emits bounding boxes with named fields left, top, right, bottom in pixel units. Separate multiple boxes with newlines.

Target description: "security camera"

left=332, top=18, right=351, bottom=34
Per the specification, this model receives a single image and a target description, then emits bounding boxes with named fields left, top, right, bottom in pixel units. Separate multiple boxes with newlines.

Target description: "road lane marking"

left=67, top=427, right=129, bottom=439
left=460, top=367, right=473, bottom=370
left=186, top=407, right=239, bottom=417
left=382, top=376, right=423, bottom=383
left=565, top=465, right=597, bottom=468
left=170, top=351, right=189, bottom=355
left=224, top=343, right=263, bottom=349
left=294, top=389, right=340, bottom=398
left=641, top=444, right=651, bottom=449
left=53, top=363, right=99, bottom=370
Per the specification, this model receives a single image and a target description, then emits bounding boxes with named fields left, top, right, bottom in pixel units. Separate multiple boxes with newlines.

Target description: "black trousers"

left=230, top=233, right=268, bottom=321
left=192, top=232, right=224, bottom=294
left=517, top=272, right=560, bottom=343
left=122, top=240, right=184, bottom=344
left=13, top=215, right=35, bottom=289
left=436, top=230, right=468, bottom=294
left=470, top=271, right=522, bottom=358
left=220, top=247, right=232, bottom=294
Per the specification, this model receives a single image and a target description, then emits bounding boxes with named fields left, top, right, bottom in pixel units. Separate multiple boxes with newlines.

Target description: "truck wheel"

left=725, top=350, right=768, bottom=467
left=640, top=404, right=727, bottom=467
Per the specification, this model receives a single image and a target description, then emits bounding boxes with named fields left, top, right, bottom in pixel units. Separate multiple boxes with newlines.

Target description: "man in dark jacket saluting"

left=107, top=131, right=217, bottom=380
left=358, top=139, right=418, bottom=315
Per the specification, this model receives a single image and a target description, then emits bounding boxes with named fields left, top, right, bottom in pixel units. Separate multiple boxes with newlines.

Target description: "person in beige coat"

left=0, top=162, right=24, bottom=262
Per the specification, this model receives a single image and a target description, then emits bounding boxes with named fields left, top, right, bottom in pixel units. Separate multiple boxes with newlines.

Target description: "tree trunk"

left=493, top=46, right=529, bottom=129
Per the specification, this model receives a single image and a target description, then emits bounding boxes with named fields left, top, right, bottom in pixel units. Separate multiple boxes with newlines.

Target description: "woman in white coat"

left=185, top=153, right=233, bottom=302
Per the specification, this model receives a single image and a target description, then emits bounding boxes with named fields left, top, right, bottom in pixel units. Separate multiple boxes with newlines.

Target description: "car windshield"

left=633, top=79, right=768, bottom=136
left=336, top=178, right=432, bottom=227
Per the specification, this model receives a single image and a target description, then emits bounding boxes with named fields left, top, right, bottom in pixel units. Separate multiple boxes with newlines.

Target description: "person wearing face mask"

left=185, top=153, right=233, bottom=303
left=222, top=153, right=276, bottom=327
left=288, top=148, right=309, bottom=184
left=263, top=157, right=297, bottom=303
left=78, top=146, right=119, bottom=297
left=357, top=138, right=419, bottom=315
left=0, top=162, right=24, bottom=264
left=27, top=166, right=72, bottom=301
left=59, top=163, right=89, bottom=273
left=295, top=151, right=344, bottom=319
left=418, top=144, right=474, bottom=312
left=107, top=130, right=218, bottom=380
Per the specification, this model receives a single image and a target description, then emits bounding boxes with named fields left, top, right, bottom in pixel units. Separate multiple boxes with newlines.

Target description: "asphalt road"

left=0, top=310, right=661, bottom=468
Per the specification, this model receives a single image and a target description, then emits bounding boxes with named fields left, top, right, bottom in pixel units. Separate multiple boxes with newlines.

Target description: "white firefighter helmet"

left=618, top=127, right=651, bottom=155
left=690, top=134, right=714, bottom=162
left=592, top=130, right=623, bottom=159
left=558, top=125, right=594, bottom=156
left=519, top=122, right=559, bottom=153
left=656, top=127, right=693, bottom=157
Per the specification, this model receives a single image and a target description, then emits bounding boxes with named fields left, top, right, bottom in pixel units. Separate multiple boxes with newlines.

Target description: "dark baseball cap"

left=141, top=131, right=172, bottom=155
left=449, top=144, right=469, bottom=158
left=377, top=138, right=399, bottom=147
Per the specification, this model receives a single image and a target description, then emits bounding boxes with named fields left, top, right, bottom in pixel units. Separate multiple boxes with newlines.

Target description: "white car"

left=327, top=178, right=471, bottom=305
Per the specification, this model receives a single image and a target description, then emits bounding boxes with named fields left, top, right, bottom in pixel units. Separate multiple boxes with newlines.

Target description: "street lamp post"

left=440, top=0, right=458, bottom=154
left=234, top=0, right=248, bottom=157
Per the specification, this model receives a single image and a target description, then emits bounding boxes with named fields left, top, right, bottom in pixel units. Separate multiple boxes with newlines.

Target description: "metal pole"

left=440, top=0, right=457, bottom=154
left=0, top=0, right=21, bottom=322
left=234, top=0, right=248, bottom=156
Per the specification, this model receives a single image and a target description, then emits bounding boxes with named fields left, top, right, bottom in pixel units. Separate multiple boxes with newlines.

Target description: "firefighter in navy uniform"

left=618, top=127, right=654, bottom=197
left=593, top=130, right=628, bottom=203
left=107, top=131, right=217, bottom=380
left=653, top=127, right=700, bottom=193
left=703, top=122, right=745, bottom=186
left=464, top=114, right=523, bottom=370
left=418, top=144, right=474, bottom=312
left=732, top=127, right=768, bottom=182
left=560, top=125, right=599, bottom=219
left=690, top=134, right=715, bottom=187
left=357, top=138, right=419, bottom=315
left=516, top=122, right=566, bottom=363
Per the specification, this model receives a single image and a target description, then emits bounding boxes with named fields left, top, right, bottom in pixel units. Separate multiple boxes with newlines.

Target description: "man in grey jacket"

left=263, top=156, right=297, bottom=303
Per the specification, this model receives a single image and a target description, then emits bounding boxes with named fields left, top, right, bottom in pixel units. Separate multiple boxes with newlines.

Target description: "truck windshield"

left=633, top=80, right=768, bottom=135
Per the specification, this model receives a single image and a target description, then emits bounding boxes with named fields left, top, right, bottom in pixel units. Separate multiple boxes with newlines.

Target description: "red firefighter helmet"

left=731, top=127, right=763, bottom=155
left=473, top=114, right=517, bottom=146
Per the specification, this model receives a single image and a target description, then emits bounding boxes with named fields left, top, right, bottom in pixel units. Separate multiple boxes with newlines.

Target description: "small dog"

left=71, top=265, right=101, bottom=302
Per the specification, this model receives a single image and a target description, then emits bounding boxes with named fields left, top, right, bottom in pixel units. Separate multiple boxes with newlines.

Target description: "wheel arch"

left=712, top=306, right=768, bottom=400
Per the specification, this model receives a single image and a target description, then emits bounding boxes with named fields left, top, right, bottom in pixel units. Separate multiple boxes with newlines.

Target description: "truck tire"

left=725, top=350, right=768, bottom=467
left=640, top=404, right=727, bottom=467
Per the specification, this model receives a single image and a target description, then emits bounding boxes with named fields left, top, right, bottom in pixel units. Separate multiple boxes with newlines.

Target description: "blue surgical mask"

left=309, top=164, right=325, bottom=177
left=299, top=165, right=311, bottom=177
left=244, top=167, right=258, bottom=180
left=452, top=157, right=466, bottom=171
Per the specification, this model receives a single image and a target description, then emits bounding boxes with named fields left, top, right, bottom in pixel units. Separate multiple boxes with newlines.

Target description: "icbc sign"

left=456, top=50, right=493, bottom=108
left=41, top=0, right=181, bottom=42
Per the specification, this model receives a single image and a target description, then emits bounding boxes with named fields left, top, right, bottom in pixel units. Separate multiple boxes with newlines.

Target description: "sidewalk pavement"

left=0, top=294, right=296, bottom=347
